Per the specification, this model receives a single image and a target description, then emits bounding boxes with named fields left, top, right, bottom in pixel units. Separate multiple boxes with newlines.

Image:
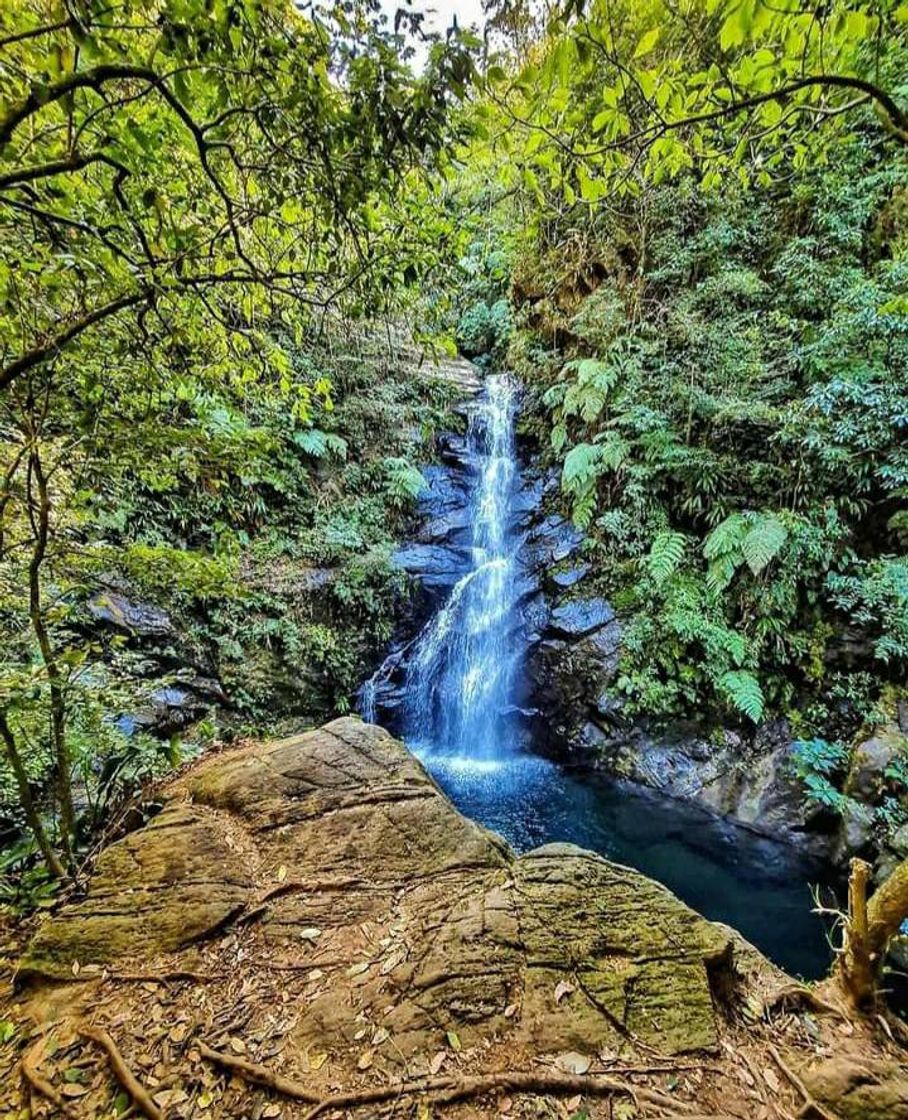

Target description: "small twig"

left=80, top=1025, right=162, bottom=1120
left=20, top=1038, right=76, bottom=1118
left=768, top=1045, right=841, bottom=1120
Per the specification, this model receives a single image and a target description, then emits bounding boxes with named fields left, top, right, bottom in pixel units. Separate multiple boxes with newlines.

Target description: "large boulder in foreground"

left=11, top=719, right=906, bottom=1120
left=22, top=718, right=730, bottom=1056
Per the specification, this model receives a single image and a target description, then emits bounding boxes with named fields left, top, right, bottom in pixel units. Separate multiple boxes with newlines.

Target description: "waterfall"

left=404, top=375, right=522, bottom=760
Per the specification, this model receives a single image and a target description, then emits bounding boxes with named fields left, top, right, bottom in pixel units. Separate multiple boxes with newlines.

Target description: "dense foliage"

left=0, top=0, right=475, bottom=877
left=467, top=0, right=908, bottom=741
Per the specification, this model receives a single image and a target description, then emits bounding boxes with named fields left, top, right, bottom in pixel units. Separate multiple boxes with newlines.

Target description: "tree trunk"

left=0, top=711, right=66, bottom=877
left=27, top=448, right=76, bottom=866
left=840, top=855, right=908, bottom=1008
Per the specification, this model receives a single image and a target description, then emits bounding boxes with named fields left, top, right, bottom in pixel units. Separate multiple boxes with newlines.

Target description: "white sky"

left=379, top=0, right=488, bottom=69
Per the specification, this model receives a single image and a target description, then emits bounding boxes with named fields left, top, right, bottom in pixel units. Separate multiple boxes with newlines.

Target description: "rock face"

left=23, top=718, right=734, bottom=1057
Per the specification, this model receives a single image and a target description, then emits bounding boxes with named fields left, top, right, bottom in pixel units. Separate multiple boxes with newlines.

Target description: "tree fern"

left=595, top=431, right=630, bottom=472
left=741, top=514, right=787, bottom=575
left=646, top=531, right=687, bottom=585
left=562, top=442, right=606, bottom=527
left=703, top=512, right=747, bottom=561
left=293, top=429, right=347, bottom=460
left=719, top=670, right=765, bottom=723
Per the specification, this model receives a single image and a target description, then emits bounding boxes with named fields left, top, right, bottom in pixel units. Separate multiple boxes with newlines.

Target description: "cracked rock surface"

left=23, top=718, right=733, bottom=1058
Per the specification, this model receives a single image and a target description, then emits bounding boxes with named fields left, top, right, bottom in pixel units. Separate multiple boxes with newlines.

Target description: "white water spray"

left=404, top=375, right=522, bottom=760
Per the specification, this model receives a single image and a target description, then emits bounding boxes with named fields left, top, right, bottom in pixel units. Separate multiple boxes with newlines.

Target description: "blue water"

left=422, top=752, right=837, bottom=979
left=365, top=374, right=837, bottom=980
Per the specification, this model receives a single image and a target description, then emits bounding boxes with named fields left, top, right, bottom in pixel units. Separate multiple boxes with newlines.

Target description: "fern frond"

left=646, top=531, right=687, bottom=585
left=741, top=514, right=788, bottom=575
left=294, top=428, right=328, bottom=457
left=703, top=512, right=747, bottom=560
left=595, top=432, right=630, bottom=472
left=571, top=487, right=598, bottom=529
left=719, top=670, right=764, bottom=723
left=562, top=442, right=601, bottom=494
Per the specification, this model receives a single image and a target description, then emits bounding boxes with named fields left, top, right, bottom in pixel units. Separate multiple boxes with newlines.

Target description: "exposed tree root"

left=768, top=1044, right=841, bottom=1120
left=199, top=1042, right=695, bottom=1119
left=20, top=1038, right=75, bottom=1118
left=80, top=1025, right=162, bottom=1120
left=198, top=1041, right=320, bottom=1101
left=764, top=983, right=847, bottom=1019
left=69, top=969, right=220, bottom=985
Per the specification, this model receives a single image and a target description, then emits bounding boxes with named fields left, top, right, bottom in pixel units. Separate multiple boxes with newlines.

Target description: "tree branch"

left=0, top=290, right=152, bottom=392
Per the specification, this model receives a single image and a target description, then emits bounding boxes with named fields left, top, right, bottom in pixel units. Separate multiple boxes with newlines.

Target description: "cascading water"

left=355, top=373, right=838, bottom=980
left=404, top=375, right=522, bottom=760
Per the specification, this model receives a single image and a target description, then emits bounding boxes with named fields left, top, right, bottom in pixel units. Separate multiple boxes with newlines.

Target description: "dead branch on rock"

left=80, top=1025, right=162, bottom=1120
left=768, top=1044, right=841, bottom=1120
left=20, top=1037, right=76, bottom=1118
left=198, top=1042, right=694, bottom=1119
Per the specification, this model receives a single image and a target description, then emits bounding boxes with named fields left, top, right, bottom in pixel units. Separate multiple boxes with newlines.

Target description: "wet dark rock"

left=129, top=684, right=211, bottom=737
left=392, top=543, right=471, bottom=589
left=551, top=563, right=590, bottom=589
left=415, top=509, right=473, bottom=547
left=844, top=728, right=902, bottom=801
left=520, top=514, right=583, bottom=573
left=547, top=597, right=615, bottom=638
left=87, top=591, right=173, bottom=638
left=517, top=592, right=551, bottom=643
left=437, top=432, right=473, bottom=469
left=511, top=475, right=544, bottom=520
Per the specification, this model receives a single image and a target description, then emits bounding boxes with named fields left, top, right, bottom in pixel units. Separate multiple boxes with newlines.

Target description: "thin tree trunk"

left=0, top=711, right=66, bottom=877
left=27, top=448, right=76, bottom=865
left=839, top=856, right=908, bottom=1007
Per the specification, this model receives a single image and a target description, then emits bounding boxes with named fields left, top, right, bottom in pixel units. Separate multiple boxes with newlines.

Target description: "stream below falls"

left=362, top=374, right=837, bottom=980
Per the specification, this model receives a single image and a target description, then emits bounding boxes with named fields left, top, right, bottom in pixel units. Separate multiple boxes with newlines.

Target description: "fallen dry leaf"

left=357, top=1049, right=374, bottom=1071
left=554, top=980, right=575, bottom=1004
left=429, top=1051, right=447, bottom=1075
left=228, top=1037, right=246, bottom=1055
left=554, top=1052, right=591, bottom=1076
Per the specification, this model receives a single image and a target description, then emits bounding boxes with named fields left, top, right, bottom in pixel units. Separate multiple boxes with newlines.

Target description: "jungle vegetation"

left=1, top=0, right=907, bottom=1001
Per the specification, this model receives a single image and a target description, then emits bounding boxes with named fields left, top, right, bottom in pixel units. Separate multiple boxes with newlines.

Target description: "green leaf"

left=633, top=28, right=660, bottom=58
left=562, top=443, right=601, bottom=494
